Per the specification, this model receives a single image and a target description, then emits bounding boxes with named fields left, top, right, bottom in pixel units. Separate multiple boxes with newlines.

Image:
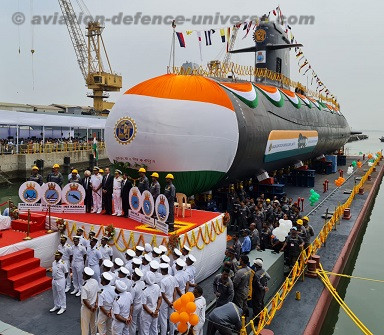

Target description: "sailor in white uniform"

left=185, top=254, right=197, bottom=292
left=116, top=267, right=133, bottom=291
left=170, top=248, right=182, bottom=275
left=135, top=245, right=144, bottom=259
left=193, top=286, right=207, bottom=335
left=57, top=235, right=72, bottom=292
left=102, top=259, right=116, bottom=286
left=90, top=166, right=103, bottom=213
left=70, top=236, right=87, bottom=296
left=87, top=237, right=102, bottom=284
left=141, top=253, right=152, bottom=276
left=151, top=247, right=162, bottom=263
left=97, top=272, right=116, bottom=335
left=50, top=250, right=68, bottom=315
left=112, top=280, right=133, bottom=335
left=99, top=236, right=113, bottom=262
left=129, top=268, right=145, bottom=335
left=124, top=249, right=136, bottom=275
left=174, top=258, right=189, bottom=296
left=159, top=263, right=177, bottom=335
left=149, top=260, right=162, bottom=284
left=141, top=272, right=162, bottom=335
left=160, top=255, right=170, bottom=266
left=112, top=170, right=123, bottom=216
left=81, top=267, right=99, bottom=335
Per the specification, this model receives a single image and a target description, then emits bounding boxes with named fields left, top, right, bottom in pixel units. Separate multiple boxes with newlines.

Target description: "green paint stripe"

left=264, top=147, right=315, bottom=162
left=254, top=85, right=284, bottom=107
left=220, top=85, right=258, bottom=108
left=281, top=92, right=302, bottom=109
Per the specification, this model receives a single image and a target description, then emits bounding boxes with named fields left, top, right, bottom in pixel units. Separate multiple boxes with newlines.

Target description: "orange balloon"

left=170, top=312, right=180, bottom=324
left=173, top=298, right=182, bottom=311
left=189, top=313, right=199, bottom=326
left=181, top=294, right=190, bottom=305
left=186, top=301, right=196, bottom=314
left=177, top=322, right=188, bottom=333
left=185, top=291, right=195, bottom=302
left=180, top=311, right=189, bottom=323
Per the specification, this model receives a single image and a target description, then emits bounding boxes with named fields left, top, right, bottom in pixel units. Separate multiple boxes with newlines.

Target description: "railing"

left=0, top=142, right=105, bottom=155
left=240, top=153, right=382, bottom=335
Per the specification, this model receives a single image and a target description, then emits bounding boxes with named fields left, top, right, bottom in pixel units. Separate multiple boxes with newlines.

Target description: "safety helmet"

left=32, top=166, right=39, bottom=170
left=165, top=173, right=174, bottom=180
left=138, top=168, right=146, bottom=173
left=151, top=172, right=159, bottom=178
left=53, top=164, right=60, bottom=169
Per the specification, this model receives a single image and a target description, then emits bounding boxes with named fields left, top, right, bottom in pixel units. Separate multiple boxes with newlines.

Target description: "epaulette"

left=116, top=296, right=120, bottom=300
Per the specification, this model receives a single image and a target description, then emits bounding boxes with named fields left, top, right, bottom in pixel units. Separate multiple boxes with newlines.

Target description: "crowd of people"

left=28, top=164, right=177, bottom=230
left=53, top=230, right=206, bottom=335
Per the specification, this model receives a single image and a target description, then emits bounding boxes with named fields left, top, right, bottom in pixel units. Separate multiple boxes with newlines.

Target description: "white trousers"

left=112, top=319, right=129, bottom=335
left=72, top=261, right=84, bottom=291
left=63, top=259, right=72, bottom=289
left=81, top=305, right=97, bottom=335
left=52, top=278, right=66, bottom=309
left=129, top=306, right=142, bottom=335
left=113, top=190, right=122, bottom=215
left=140, top=310, right=158, bottom=335
left=159, top=303, right=175, bottom=335
left=98, top=309, right=113, bottom=335
left=92, top=189, right=102, bottom=211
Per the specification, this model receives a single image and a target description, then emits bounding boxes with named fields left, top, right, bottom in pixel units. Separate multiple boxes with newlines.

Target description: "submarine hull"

left=105, top=74, right=350, bottom=195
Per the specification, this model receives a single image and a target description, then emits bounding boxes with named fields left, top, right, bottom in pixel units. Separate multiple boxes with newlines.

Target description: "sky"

left=1, top=0, right=383, bottom=131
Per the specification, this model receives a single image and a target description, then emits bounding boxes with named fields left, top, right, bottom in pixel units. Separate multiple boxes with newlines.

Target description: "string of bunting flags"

left=173, top=5, right=337, bottom=104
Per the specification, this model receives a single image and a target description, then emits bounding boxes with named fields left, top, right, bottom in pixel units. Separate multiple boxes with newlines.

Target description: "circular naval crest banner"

left=155, top=194, right=169, bottom=223
left=141, top=190, right=154, bottom=217
left=19, top=181, right=42, bottom=204
left=62, top=183, right=86, bottom=205
left=129, top=186, right=142, bottom=213
left=41, top=182, right=62, bottom=205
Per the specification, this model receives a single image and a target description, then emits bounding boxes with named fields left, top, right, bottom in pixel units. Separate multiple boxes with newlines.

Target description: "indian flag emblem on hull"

left=114, top=117, right=137, bottom=145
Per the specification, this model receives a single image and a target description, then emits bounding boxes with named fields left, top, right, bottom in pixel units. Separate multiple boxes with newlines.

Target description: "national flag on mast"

left=176, top=32, right=186, bottom=47
left=197, top=31, right=203, bottom=61
left=92, top=136, right=98, bottom=162
left=220, top=29, right=226, bottom=43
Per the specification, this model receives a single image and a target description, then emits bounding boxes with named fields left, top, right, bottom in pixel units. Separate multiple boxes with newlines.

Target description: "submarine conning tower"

left=230, top=16, right=302, bottom=88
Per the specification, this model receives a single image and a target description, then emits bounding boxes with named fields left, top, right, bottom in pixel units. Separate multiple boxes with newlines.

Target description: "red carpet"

left=0, top=229, right=47, bottom=248
left=53, top=210, right=221, bottom=236
left=0, top=248, right=51, bottom=300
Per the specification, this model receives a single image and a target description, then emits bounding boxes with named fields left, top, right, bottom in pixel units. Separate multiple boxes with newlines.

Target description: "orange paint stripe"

left=125, top=74, right=234, bottom=111
left=220, top=82, right=253, bottom=92
left=254, top=84, right=278, bottom=94
left=280, top=88, right=296, bottom=98
left=296, top=93, right=308, bottom=101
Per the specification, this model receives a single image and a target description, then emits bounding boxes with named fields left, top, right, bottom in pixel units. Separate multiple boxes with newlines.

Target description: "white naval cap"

left=149, top=260, right=160, bottom=270
left=159, top=263, right=169, bottom=270
left=102, top=272, right=113, bottom=281
left=119, top=267, right=130, bottom=275
left=135, top=245, right=144, bottom=252
left=152, top=247, right=161, bottom=255
left=176, top=258, right=186, bottom=268
left=187, top=254, right=197, bottom=263
left=254, top=259, right=263, bottom=267
left=144, top=271, right=155, bottom=285
left=103, top=259, right=114, bottom=268
left=114, top=258, right=124, bottom=267
left=144, top=254, right=152, bottom=262
left=134, top=268, right=143, bottom=278
left=160, top=255, right=170, bottom=263
left=158, top=245, right=168, bottom=254
left=115, top=280, right=127, bottom=293
left=84, top=267, right=94, bottom=277
left=132, top=258, right=142, bottom=265
left=125, top=249, right=136, bottom=257
left=183, top=245, right=191, bottom=252
left=173, top=248, right=182, bottom=256
left=144, top=243, right=152, bottom=253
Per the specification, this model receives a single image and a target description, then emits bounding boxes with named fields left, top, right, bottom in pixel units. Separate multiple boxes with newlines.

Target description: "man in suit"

left=102, top=167, right=113, bottom=215
left=81, top=170, right=93, bottom=213
left=121, top=173, right=132, bottom=218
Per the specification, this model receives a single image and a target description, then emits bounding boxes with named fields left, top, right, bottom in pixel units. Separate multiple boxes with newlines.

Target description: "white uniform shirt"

left=124, top=259, right=133, bottom=274
left=160, top=274, right=177, bottom=302
left=99, top=245, right=113, bottom=260
left=58, top=243, right=72, bottom=261
left=119, top=277, right=133, bottom=292
left=91, top=174, right=102, bottom=189
left=81, top=278, right=99, bottom=306
left=174, top=270, right=189, bottom=294
left=142, top=283, right=161, bottom=311
left=52, top=259, right=68, bottom=280
left=98, top=284, right=117, bottom=310
left=72, top=244, right=87, bottom=262
left=131, top=280, right=145, bottom=306
left=113, top=177, right=122, bottom=190
left=194, top=295, right=207, bottom=333
left=141, top=264, right=150, bottom=276
left=87, top=247, right=102, bottom=266
left=113, top=291, right=133, bottom=318
left=150, top=271, right=163, bottom=285
left=185, top=265, right=196, bottom=291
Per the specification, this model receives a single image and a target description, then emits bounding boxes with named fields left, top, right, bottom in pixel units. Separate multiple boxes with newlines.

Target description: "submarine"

left=105, top=18, right=351, bottom=195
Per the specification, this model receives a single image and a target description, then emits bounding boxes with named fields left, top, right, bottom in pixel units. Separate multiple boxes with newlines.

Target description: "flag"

left=220, top=29, right=226, bottom=43
left=304, top=65, right=311, bottom=75
left=273, top=10, right=277, bottom=16
left=226, top=27, right=231, bottom=52
left=176, top=32, right=186, bottom=47
left=92, top=136, right=98, bottom=162
left=243, top=22, right=248, bottom=30
left=204, top=29, right=215, bottom=46
left=299, top=60, right=308, bottom=72
left=197, top=31, right=203, bottom=61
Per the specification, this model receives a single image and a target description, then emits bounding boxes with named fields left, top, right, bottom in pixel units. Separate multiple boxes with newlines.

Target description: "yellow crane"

left=58, top=0, right=122, bottom=115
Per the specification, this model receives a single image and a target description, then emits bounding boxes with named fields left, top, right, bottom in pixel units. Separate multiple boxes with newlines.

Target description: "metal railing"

left=0, top=142, right=105, bottom=155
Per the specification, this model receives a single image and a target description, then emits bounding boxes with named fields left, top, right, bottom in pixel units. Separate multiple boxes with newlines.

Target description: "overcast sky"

left=1, top=0, right=383, bottom=131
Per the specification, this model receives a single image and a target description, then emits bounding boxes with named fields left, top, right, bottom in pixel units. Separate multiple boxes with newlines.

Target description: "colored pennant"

left=176, top=32, right=186, bottom=47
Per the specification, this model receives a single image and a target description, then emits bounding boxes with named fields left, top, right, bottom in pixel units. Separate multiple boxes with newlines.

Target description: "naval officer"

left=164, top=173, right=176, bottom=232
left=28, top=166, right=43, bottom=186
left=70, top=236, right=87, bottom=296
left=112, top=280, right=133, bottom=335
left=87, top=237, right=102, bottom=284
left=57, top=235, right=73, bottom=292
left=159, top=263, right=177, bottom=335
left=50, top=250, right=68, bottom=315
left=99, top=236, right=113, bottom=262
left=97, top=272, right=116, bottom=335
left=90, top=167, right=103, bottom=214
left=112, top=169, right=123, bottom=216
left=81, top=267, right=99, bottom=335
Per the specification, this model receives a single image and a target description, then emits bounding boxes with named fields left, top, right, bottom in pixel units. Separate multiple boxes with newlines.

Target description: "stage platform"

left=0, top=209, right=227, bottom=282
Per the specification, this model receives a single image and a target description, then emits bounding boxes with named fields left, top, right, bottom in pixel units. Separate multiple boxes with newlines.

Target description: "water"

left=321, top=130, right=384, bottom=335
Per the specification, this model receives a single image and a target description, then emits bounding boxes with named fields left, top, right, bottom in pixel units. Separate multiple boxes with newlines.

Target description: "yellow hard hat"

left=303, top=216, right=310, bottom=222
left=151, top=172, right=159, bottom=178
left=266, top=199, right=271, bottom=202
left=72, top=169, right=78, bottom=174
left=165, top=173, right=174, bottom=180
left=296, top=219, right=303, bottom=225
left=32, top=166, right=39, bottom=170
left=53, top=164, right=60, bottom=168
left=138, top=167, right=146, bottom=173
left=99, top=169, right=104, bottom=173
